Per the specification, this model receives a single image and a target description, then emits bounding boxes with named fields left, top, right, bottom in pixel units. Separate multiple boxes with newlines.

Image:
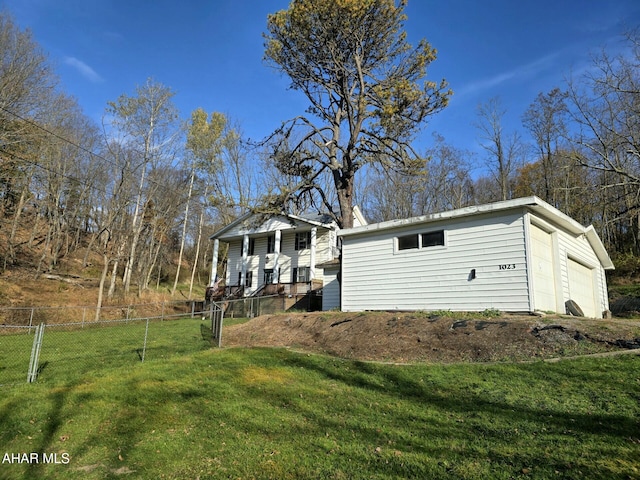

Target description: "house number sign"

left=498, top=264, right=516, bottom=270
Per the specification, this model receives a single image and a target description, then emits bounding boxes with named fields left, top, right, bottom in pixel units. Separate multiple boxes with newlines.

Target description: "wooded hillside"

left=1, top=10, right=640, bottom=308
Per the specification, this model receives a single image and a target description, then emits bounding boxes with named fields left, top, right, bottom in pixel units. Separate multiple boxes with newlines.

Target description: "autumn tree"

left=264, top=0, right=451, bottom=227
left=173, top=108, right=227, bottom=297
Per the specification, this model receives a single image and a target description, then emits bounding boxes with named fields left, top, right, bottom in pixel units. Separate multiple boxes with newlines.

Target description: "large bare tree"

left=264, top=0, right=451, bottom=227
left=475, top=97, right=524, bottom=201
left=522, top=88, right=569, bottom=205
left=567, top=29, right=640, bottom=253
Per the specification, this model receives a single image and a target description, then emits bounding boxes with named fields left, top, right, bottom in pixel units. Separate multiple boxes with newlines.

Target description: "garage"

left=567, top=258, right=597, bottom=318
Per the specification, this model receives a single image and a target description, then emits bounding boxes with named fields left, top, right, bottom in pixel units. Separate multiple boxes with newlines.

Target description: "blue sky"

left=2, top=0, right=639, bottom=164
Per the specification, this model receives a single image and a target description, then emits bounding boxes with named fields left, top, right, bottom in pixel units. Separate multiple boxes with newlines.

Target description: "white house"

left=338, top=197, right=614, bottom=318
left=208, top=208, right=366, bottom=302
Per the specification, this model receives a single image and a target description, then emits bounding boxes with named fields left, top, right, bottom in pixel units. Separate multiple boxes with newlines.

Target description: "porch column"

left=310, top=227, right=317, bottom=280
left=273, top=229, right=281, bottom=283
left=209, top=238, right=219, bottom=287
left=241, top=234, right=248, bottom=287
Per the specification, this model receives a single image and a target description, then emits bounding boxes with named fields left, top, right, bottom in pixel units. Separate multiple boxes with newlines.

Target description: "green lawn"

left=0, top=317, right=214, bottom=386
left=0, top=334, right=639, bottom=479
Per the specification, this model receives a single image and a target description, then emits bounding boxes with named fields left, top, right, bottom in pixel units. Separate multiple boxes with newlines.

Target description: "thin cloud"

left=64, top=57, right=104, bottom=83
left=457, top=52, right=561, bottom=98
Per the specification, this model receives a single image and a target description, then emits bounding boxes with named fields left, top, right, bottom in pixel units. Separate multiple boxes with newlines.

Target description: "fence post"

left=217, top=307, right=223, bottom=348
left=81, top=307, right=86, bottom=329
left=141, top=318, right=149, bottom=362
left=27, top=323, right=45, bottom=383
left=161, top=302, right=165, bottom=322
left=28, top=308, right=34, bottom=334
left=126, top=305, right=131, bottom=324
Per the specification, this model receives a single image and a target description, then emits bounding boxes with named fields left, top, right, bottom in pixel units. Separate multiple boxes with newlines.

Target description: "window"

left=267, top=234, right=282, bottom=254
left=240, top=238, right=255, bottom=256
left=263, top=269, right=274, bottom=284
left=293, top=266, right=310, bottom=283
left=396, top=230, right=445, bottom=252
left=397, top=234, right=419, bottom=250
left=238, top=271, right=253, bottom=287
left=422, top=230, right=444, bottom=247
left=295, top=231, right=312, bottom=250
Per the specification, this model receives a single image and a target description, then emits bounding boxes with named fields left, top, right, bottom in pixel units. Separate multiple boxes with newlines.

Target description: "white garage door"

left=530, top=225, right=557, bottom=312
left=567, top=258, right=596, bottom=317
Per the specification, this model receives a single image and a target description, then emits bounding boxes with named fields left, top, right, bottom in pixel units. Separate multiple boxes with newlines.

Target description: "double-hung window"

left=295, top=231, right=312, bottom=250
left=267, top=234, right=282, bottom=254
left=237, top=271, right=253, bottom=287
left=292, top=266, right=310, bottom=283
left=263, top=269, right=274, bottom=284
left=241, top=238, right=255, bottom=256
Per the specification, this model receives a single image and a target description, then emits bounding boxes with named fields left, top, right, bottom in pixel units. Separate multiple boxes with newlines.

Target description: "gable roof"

left=339, top=196, right=614, bottom=270
left=210, top=211, right=337, bottom=242
left=211, top=205, right=368, bottom=242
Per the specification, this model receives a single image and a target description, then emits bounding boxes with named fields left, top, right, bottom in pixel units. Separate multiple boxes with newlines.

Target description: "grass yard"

left=0, top=343, right=639, bottom=479
left=0, top=317, right=217, bottom=387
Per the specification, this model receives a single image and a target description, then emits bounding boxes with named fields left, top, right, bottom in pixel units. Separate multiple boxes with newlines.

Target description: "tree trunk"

left=95, top=251, right=110, bottom=321
left=3, top=181, right=30, bottom=270
left=335, top=170, right=355, bottom=228
left=188, top=190, right=207, bottom=300
left=171, top=167, right=195, bottom=295
left=123, top=165, right=147, bottom=295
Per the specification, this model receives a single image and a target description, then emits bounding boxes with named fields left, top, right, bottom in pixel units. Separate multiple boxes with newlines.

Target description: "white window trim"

left=394, top=230, right=447, bottom=254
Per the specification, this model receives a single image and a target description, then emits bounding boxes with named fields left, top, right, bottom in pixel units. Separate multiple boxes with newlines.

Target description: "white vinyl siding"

left=322, top=266, right=340, bottom=310
left=225, top=228, right=334, bottom=295
left=341, top=212, right=530, bottom=312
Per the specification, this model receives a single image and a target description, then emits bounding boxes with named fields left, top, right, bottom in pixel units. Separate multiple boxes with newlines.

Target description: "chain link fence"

left=0, top=300, right=218, bottom=388
left=0, top=295, right=300, bottom=388
left=0, top=295, right=293, bottom=388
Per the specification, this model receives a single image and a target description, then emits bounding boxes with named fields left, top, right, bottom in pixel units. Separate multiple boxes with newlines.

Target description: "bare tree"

left=475, top=97, right=524, bottom=201
left=522, top=88, right=569, bottom=205
left=0, top=11, right=60, bottom=270
left=103, top=78, right=181, bottom=296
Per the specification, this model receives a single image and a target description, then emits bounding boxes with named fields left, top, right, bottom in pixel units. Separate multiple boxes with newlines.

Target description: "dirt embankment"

left=223, top=311, right=640, bottom=363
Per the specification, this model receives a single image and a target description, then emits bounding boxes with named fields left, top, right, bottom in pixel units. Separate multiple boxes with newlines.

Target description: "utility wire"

left=0, top=104, right=213, bottom=209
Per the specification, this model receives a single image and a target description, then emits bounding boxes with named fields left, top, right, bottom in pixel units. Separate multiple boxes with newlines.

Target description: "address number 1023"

left=498, top=264, right=516, bottom=270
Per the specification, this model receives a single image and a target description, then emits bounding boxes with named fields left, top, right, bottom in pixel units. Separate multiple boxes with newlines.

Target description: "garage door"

left=567, top=258, right=596, bottom=317
left=530, top=225, right=557, bottom=312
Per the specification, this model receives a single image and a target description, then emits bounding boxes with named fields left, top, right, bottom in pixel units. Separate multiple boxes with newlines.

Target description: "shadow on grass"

left=24, top=379, right=78, bottom=479
left=271, top=352, right=640, bottom=478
